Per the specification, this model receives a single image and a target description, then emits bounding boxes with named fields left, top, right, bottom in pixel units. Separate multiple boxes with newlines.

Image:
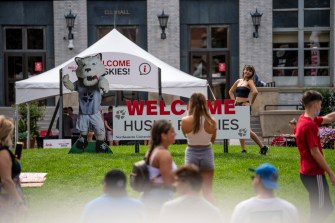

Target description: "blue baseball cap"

left=249, top=163, right=279, bottom=190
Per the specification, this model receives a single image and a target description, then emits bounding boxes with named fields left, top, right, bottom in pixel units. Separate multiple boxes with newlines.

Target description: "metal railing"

left=264, top=104, right=303, bottom=111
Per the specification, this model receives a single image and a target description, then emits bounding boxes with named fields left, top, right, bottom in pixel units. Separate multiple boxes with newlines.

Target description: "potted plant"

left=17, top=102, right=45, bottom=148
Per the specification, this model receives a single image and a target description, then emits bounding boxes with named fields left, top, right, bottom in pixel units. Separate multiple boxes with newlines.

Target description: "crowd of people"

left=80, top=90, right=335, bottom=223
left=1, top=63, right=335, bottom=223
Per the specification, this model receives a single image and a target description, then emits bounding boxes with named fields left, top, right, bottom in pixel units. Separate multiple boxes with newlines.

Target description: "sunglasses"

left=244, top=65, right=254, bottom=69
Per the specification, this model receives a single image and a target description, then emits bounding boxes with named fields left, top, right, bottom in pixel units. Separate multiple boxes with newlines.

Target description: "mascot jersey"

left=74, top=81, right=102, bottom=115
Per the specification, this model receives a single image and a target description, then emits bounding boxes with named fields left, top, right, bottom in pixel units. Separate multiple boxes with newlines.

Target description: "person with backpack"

left=140, top=119, right=177, bottom=222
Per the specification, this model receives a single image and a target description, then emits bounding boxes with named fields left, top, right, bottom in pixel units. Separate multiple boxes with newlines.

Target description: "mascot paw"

left=98, top=78, right=109, bottom=94
left=62, top=74, right=70, bottom=84
left=96, top=141, right=108, bottom=153
left=76, top=136, right=88, bottom=149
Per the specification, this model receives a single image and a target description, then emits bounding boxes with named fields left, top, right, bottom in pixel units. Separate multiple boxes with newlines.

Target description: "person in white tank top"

left=181, top=92, right=217, bottom=204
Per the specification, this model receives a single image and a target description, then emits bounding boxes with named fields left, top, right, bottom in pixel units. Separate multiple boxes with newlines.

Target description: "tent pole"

left=27, top=103, right=30, bottom=148
left=158, top=67, right=162, bottom=102
left=207, top=82, right=216, bottom=100
left=14, top=104, right=19, bottom=147
left=59, top=69, right=63, bottom=139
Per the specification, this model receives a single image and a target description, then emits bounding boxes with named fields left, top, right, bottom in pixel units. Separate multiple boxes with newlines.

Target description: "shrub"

left=17, top=102, right=45, bottom=140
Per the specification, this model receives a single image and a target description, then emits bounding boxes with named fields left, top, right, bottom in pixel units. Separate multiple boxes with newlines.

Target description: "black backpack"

left=130, top=160, right=151, bottom=192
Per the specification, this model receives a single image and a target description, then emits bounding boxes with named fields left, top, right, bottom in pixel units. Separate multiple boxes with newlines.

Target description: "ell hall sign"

left=113, top=99, right=250, bottom=140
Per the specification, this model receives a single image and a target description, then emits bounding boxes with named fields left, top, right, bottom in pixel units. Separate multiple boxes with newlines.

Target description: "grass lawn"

left=19, top=144, right=335, bottom=223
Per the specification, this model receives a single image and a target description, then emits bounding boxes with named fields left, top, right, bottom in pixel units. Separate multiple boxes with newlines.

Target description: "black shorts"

left=235, top=101, right=250, bottom=106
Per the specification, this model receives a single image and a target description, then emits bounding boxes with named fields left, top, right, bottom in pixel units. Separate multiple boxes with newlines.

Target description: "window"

left=4, top=27, right=46, bottom=105
left=189, top=25, right=229, bottom=99
left=273, top=32, right=298, bottom=77
left=272, top=0, right=330, bottom=87
left=303, top=31, right=329, bottom=77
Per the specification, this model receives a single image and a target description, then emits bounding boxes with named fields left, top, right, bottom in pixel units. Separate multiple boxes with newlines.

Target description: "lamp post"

left=65, top=10, right=76, bottom=50
left=157, top=10, right=169, bottom=39
left=250, top=8, right=262, bottom=38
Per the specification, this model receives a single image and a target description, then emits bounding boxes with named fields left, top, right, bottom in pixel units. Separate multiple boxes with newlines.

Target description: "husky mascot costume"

left=63, top=53, right=109, bottom=152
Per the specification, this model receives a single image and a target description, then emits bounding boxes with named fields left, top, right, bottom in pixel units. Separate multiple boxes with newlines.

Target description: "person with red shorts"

left=295, top=90, right=335, bottom=223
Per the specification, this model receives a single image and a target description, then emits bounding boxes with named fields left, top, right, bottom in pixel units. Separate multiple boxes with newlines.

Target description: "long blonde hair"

left=188, top=93, right=215, bottom=133
left=0, top=115, right=14, bottom=147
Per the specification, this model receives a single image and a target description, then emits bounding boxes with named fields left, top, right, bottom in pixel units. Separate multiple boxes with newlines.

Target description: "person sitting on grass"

left=159, top=164, right=222, bottom=223
left=81, top=169, right=146, bottom=223
left=281, top=118, right=297, bottom=147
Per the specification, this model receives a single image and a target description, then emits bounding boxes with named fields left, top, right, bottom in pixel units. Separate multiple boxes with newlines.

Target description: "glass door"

left=210, top=53, right=229, bottom=100
left=190, top=52, right=229, bottom=100
left=5, top=53, right=45, bottom=105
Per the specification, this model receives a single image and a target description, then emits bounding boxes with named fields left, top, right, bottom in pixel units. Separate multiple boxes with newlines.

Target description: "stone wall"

left=147, top=0, right=180, bottom=103
left=252, top=87, right=279, bottom=116
left=259, top=110, right=304, bottom=137
left=53, top=0, right=87, bottom=106
left=239, top=1, right=273, bottom=83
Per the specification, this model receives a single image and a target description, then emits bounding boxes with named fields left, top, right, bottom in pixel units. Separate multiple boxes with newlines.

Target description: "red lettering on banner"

left=126, top=99, right=236, bottom=115
left=127, top=100, right=145, bottom=115
left=224, top=100, right=236, bottom=114
left=159, top=100, right=170, bottom=115
left=171, top=100, right=186, bottom=115
left=103, top=60, right=131, bottom=67
left=207, top=100, right=222, bottom=114
left=147, top=101, right=157, bottom=115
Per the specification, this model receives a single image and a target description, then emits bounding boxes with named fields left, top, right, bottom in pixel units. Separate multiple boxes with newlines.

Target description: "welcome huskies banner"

left=61, top=52, right=159, bottom=90
left=113, top=100, right=250, bottom=140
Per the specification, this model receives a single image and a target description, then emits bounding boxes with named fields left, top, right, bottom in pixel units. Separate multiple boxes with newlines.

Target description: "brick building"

left=0, top=0, right=333, bottom=107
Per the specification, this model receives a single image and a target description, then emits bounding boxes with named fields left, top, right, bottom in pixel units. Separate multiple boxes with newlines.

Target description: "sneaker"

left=76, top=136, right=88, bottom=150
left=260, top=146, right=269, bottom=155
left=241, top=149, right=247, bottom=153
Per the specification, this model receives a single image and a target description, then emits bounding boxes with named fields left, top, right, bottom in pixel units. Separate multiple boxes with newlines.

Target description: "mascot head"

left=75, top=53, right=106, bottom=86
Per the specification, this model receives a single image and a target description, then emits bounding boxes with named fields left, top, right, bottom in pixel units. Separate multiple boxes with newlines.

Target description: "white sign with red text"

left=43, top=139, right=72, bottom=149
left=61, top=52, right=159, bottom=90
left=113, top=100, right=250, bottom=140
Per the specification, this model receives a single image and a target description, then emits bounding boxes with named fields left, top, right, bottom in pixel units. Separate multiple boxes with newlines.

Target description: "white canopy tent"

left=15, top=29, right=208, bottom=105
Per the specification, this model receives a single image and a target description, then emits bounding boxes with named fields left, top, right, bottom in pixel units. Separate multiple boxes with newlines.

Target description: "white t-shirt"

left=230, top=197, right=299, bottom=223
left=81, top=194, right=146, bottom=223
left=159, top=195, right=223, bottom=223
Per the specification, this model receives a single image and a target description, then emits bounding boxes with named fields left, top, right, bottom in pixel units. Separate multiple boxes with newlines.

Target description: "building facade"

left=0, top=0, right=333, bottom=107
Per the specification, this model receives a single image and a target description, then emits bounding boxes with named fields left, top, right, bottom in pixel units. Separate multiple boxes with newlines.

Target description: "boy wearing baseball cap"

left=230, top=163, right=299, bottom=223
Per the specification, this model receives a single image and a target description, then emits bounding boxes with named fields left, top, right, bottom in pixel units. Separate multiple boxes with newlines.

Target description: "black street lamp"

left=157, top=10, right=169, bottom=39
left=65, top=10, right=77, bottom=49
left=250, top=8, right=263, bottom=38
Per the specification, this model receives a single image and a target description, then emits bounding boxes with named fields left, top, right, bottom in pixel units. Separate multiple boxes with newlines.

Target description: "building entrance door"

left=5, top=53, right=45, bottom=105
left=190, top=52, right=229, bottom=100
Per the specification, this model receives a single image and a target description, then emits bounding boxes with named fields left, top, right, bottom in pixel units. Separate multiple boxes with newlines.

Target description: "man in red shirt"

left=295, top=90, right=335, bottom=223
